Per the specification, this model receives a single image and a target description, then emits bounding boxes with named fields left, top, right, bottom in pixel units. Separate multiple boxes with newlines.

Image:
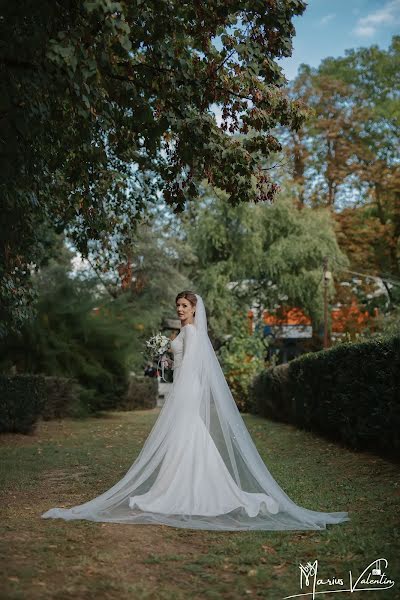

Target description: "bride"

left=42, top=291, right=350, bottom=531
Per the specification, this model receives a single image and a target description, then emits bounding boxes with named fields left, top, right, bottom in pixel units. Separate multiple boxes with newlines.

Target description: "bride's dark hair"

left=175, top=290, right=197, bottom=316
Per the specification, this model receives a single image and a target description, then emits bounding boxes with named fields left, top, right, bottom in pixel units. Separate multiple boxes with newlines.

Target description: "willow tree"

left=184, top=186, right=348, bottom=339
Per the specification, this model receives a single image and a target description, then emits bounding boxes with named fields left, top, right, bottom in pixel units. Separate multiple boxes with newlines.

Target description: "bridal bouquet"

left=144, top=332, right=172, bottom=381
left=145, top=332, right=171, bottom=360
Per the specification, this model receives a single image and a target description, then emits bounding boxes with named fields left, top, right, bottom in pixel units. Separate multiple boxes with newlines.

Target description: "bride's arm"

left=183, top=324, right=197, bottom=358
left=175, top=325, right=200, bottom=386
left=183, top=323, right=196, bottom=346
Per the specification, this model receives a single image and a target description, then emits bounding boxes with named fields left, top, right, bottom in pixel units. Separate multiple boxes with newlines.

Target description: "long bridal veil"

left=42, top=294, right=350, bottom=531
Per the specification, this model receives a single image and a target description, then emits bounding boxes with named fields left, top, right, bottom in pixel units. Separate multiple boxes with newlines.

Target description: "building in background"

left=248, top=307, right=313, bottom=364
left=247, top=299, right=379, bottom=365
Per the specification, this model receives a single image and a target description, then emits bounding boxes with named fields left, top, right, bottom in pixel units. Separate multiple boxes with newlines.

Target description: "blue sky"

left=279, top=0, right=400, bottom=80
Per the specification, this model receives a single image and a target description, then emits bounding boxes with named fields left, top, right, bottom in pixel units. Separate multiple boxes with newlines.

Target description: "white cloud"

left=353, top=0, right=400, bottom=37
left=320, top=13, right=336, bottom=25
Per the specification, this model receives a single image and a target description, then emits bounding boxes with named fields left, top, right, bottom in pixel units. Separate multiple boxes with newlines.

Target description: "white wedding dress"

left=129, top=326, right=279, bottom=518
left=42, top=294, right=350, bottom=531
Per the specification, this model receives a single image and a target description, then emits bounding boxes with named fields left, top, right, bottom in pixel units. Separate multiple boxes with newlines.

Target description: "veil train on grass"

left=42, top=294, right=350, bottom=531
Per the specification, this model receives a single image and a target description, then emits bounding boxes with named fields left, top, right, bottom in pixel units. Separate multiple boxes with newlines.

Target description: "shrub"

left=0, top=262, right=131, bottom=414
left=218, top=313, right=266, bottom=412
left=117, top=375, right=158, bottom=410
left=41, top=376, right=88, bottom=420
left=250, top=363, right=291, bottom=422
left=250, top=334, right=400, bottom=459
left=0, top=374, right=46, bottom=434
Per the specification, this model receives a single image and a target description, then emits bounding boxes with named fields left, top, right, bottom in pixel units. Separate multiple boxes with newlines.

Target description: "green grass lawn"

left=1, top=409, right=399, bottom=600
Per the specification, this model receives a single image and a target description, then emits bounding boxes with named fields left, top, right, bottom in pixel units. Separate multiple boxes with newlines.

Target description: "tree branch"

left=86, top=256, right=118, bottom=299
left=0, top=57, right=38, bottom=70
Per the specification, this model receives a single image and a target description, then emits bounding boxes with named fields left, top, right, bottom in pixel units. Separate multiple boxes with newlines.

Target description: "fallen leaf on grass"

left=261, top=544, right=277, bottom=555
left=273, top=562, right=288, bottom=573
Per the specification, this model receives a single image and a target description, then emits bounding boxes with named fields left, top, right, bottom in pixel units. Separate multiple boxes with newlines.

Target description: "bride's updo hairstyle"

left=175, top=290, right=197, bottom=317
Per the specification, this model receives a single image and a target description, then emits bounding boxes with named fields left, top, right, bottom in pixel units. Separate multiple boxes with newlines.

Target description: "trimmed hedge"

left=0, top=374, right=92, bottom=434
left=250, top=334, right=400, bottom=459
left=41, top=376, right=87, bottom=420
left=0, top=374, right=46, bottom=434
left=117, top=375, right=158, bottom=410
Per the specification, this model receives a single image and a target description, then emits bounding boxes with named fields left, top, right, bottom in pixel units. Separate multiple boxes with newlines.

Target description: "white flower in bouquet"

left=144, top=332, right=173, bottom=382
left=145, top=332, right=171, bottom=360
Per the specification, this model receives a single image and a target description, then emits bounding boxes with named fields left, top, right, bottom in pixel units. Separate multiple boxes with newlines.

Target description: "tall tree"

left=281, top=37, right=400, bottom=301
left=183, top=185, right=348, bottom=341
left=1, top=0, right=308, bottom=334
left=283, top=36, right=400, bottom=212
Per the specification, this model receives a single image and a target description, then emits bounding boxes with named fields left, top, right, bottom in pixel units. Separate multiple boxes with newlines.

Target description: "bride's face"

left=176, top=298, right=195, bottom=323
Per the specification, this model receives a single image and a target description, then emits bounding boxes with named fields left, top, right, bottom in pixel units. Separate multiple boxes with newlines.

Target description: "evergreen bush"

left=119, top=375, right=158, bottom=410
left=0, top=374, right=46, bottom=434
left=250, top=334, right=400, bottom=459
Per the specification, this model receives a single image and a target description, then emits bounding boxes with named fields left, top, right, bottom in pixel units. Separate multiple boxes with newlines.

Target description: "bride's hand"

left=161, top=357, right=173, bottom=368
